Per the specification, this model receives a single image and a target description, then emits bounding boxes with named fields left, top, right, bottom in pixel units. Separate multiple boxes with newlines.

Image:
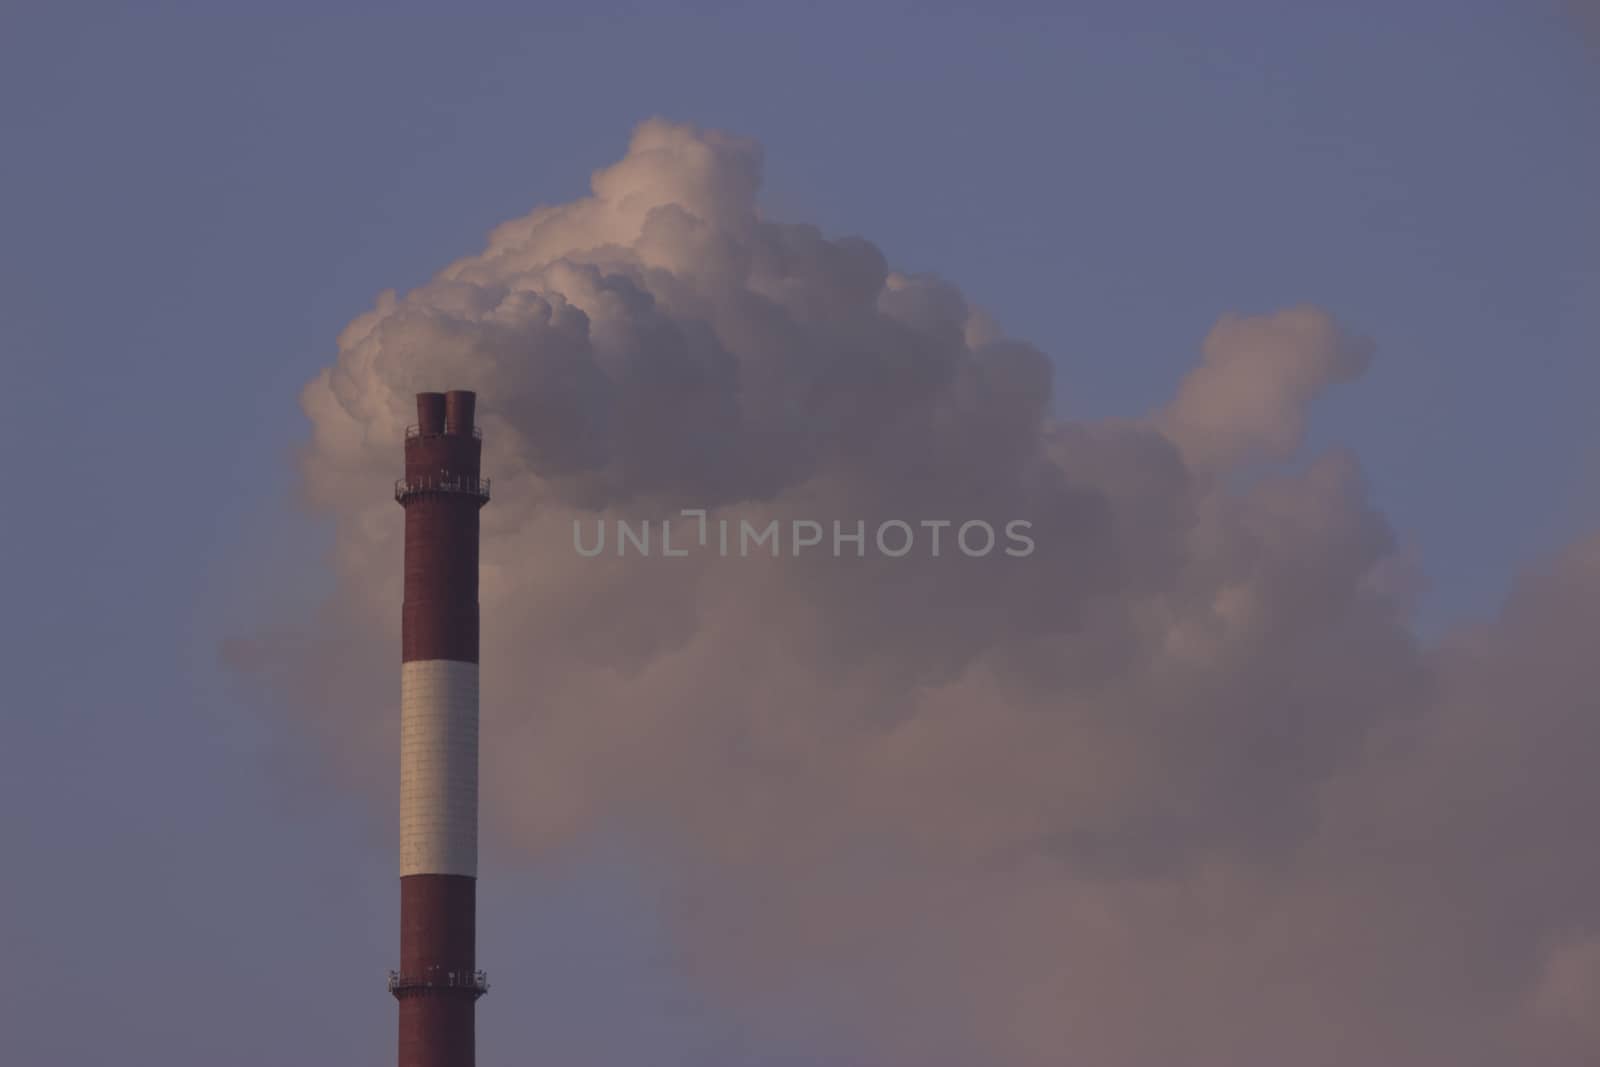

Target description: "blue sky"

left=1, top=4, right=1595, bottom=1064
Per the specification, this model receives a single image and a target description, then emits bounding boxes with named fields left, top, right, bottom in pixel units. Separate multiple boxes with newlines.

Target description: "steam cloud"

left=258, top=120, right=1600, bottom=1065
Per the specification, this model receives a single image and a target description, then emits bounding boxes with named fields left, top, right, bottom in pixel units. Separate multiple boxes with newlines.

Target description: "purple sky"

left=2, top=4, right=1597, bottom=1064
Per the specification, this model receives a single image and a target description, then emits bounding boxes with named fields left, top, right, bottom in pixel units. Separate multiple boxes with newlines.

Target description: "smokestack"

left=389, top=391, right=490, bottom=1067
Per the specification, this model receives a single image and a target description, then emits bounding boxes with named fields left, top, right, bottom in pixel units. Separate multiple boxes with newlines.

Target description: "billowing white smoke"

left=264, top=120, right=1600, bottom=1066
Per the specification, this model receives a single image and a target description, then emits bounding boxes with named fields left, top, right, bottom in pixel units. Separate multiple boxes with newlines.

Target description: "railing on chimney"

left=387, top=967, right=490, bottom=998
left=406, top=424, right=483, bottom=440
left=394, top=475, right=491, bottom=504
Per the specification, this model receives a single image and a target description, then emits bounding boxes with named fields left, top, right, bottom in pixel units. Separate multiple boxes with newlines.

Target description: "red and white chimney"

left=389, top=390, right=490, bottom=1067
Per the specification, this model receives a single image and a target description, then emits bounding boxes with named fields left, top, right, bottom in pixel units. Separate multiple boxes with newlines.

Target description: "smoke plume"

left=253, top=120, right=1600, bottom=1065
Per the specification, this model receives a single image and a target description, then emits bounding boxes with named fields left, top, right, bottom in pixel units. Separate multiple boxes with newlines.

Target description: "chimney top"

left=415, top=393, right=446, bottom=435
left=444, top=391, right=476, bottom=436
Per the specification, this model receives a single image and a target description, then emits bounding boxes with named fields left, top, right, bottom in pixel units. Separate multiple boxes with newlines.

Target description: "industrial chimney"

left=389, top=390, right=490, bottom=1067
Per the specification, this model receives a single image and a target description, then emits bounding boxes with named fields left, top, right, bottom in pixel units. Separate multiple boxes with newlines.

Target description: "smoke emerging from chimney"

left=262, top=120, right=1600, bottom=1066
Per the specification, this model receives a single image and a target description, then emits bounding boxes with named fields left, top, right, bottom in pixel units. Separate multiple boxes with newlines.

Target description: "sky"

left=1, top=4, right=1597, bottom=1065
